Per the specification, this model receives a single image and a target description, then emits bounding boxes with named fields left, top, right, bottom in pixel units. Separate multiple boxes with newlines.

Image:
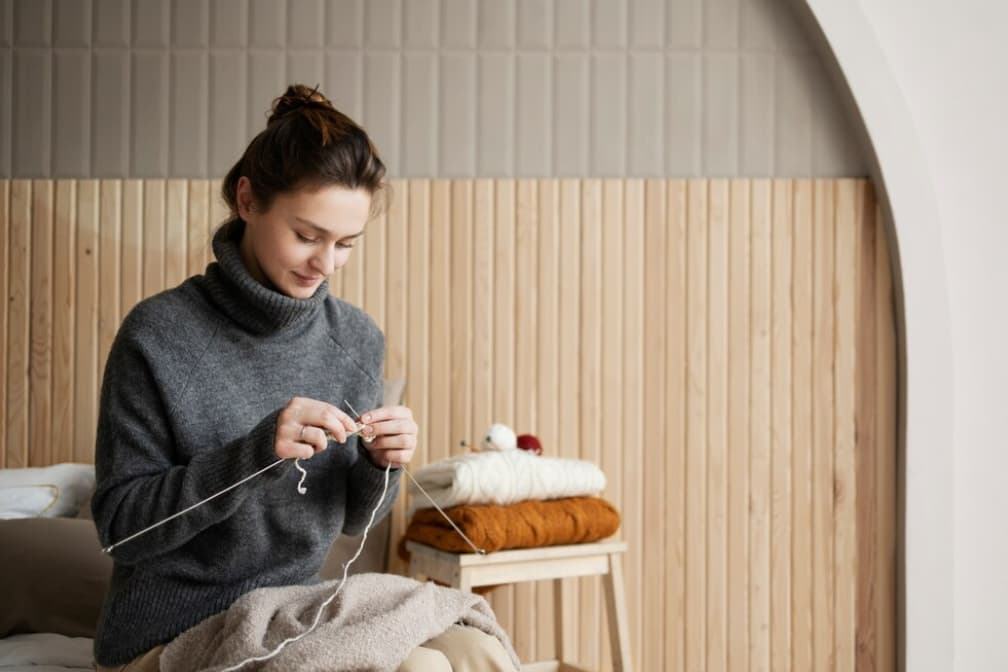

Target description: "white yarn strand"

left=218, top=462, right=393, bottom=672
left=101, top=457, right=295, bottom=555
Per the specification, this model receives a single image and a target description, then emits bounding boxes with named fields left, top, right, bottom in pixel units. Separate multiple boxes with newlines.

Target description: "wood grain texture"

left=0, top=179, right=896, bottom=672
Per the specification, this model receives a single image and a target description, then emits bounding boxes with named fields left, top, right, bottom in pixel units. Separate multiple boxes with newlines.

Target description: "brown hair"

left=221, top=84, right=387, bottom=232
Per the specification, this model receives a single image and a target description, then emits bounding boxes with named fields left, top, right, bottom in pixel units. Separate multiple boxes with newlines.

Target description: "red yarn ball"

left=516, top=434, right=543, bottom=456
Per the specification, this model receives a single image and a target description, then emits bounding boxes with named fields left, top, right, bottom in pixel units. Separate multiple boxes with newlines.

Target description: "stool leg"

left=553, top=578, right=568, bottom=663
left=603, top=553, right=633, bottom=672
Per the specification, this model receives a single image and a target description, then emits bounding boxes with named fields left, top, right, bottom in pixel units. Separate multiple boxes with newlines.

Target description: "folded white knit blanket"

left=160, top=573, right=519, bottom=672
left=408, top=449, right=606, bottom=513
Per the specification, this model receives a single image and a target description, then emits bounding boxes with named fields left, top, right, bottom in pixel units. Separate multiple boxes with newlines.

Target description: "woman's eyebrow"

left=295, top=216, right=365, bottom=239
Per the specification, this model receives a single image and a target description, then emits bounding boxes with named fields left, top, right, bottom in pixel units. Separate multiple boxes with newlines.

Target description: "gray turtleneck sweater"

left=90, top=222, right=398, bottom=666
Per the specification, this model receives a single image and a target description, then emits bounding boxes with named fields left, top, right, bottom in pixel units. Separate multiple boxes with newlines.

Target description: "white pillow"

left=0, top=464, right=95, bottom=519
left=0, top=485, right=59, bottom=519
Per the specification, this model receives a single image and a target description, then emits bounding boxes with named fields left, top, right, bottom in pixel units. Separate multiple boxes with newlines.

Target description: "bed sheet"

left=0, top=633, right=93, bottom=671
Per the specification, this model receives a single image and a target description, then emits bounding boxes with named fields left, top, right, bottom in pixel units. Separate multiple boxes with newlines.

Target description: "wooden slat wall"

left=0, top=178, right=896, bottom=672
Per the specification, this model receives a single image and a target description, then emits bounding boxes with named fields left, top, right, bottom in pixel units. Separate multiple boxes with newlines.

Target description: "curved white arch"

left=797, top=2, right=956, bottom=670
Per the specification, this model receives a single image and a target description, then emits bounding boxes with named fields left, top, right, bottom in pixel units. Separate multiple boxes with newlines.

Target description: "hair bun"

left=268, top=84, right=332, bottom=125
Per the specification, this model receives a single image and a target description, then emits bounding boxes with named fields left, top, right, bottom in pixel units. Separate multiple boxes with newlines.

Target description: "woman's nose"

left=310, top=245, right=337, bottom=276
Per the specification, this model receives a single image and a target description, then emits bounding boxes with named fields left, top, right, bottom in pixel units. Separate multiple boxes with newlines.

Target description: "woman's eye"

left=336, top=241, right=354, bottom=250
left=296, top=232, right=318, bottom=244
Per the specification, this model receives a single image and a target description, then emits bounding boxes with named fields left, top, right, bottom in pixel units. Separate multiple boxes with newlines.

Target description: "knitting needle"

left=343, top=400, right=487, bottom=556
left=102, top=426, right=369, bottom=554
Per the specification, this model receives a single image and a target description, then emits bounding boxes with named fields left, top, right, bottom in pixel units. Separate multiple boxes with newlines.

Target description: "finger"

left=358, top=405, right=413, bottom=425
left=361, top=417, right=417, bottom=440
left=368, top=432, right=417, bottom=451
left=276, top=434, right=316, bottom=460
left=299, top=402, right=357, bottom=443
left=300, top=425, right=330, bottom=453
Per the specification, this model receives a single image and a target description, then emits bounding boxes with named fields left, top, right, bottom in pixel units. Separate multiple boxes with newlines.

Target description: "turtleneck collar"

left=199, top=220, right=329, bottom=335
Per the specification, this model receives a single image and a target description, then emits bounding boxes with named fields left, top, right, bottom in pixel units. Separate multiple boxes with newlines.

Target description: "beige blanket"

left=160, top=573, right=520, bottom=672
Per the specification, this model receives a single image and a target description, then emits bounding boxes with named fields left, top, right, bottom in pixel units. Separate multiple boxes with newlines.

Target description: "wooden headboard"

left=0, top=178, right=896, bottom=671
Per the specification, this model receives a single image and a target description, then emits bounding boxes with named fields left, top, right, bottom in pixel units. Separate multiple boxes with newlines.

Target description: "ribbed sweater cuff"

left=200, top=408, right=287, bottom=495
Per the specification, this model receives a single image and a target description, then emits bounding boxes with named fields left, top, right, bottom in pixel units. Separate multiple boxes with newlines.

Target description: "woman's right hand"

left=275, top=397, right=360, bottom=460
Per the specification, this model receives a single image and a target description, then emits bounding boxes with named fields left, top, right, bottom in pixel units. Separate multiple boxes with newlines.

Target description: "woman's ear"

left=236, top=176, right=256, bottom=220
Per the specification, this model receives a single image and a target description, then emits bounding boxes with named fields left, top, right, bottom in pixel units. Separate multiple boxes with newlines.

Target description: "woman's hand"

left=275, top=397, right=359, bottom=460
left=356, top=406, right=418, bottom=468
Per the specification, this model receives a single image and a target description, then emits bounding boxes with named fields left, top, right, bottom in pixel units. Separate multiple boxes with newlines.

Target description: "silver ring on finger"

left=299, top=424, right=307, bottom=441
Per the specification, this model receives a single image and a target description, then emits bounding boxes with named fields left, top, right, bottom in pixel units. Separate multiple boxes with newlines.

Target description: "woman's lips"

left=292, top=272, right=323, bottom=287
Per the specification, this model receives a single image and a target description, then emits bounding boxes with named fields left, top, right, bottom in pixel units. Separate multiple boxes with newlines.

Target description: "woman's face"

left=236, top=177, right=371, bottom=299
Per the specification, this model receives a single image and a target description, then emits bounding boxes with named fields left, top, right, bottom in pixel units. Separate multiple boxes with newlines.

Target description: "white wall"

left=808, top=0, right=1008, bottom=670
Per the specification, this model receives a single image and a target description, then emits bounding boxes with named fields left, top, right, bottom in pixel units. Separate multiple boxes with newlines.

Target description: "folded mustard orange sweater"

left=401, top=496, right=621, bottom=556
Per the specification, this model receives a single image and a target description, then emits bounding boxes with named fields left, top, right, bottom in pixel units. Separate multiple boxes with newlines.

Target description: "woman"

left=91, top=85, right=515, bottom=671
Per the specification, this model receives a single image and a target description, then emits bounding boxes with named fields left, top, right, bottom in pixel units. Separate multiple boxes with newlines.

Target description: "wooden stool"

left=406, top=540, right=632, bottom=672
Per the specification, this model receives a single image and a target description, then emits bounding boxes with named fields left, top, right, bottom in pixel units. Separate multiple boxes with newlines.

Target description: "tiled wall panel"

left=403, top=52, right=438, bottom=176
left=171, top=51, right=207, bottom=175
left=130, top=51, right=168, bottom=176
left=91, top=49, right=129, bottom=175
left=12, top=49, right=51, bottom=176
left=53, top=50, right=90, bottom=176
left=478, top=52, right=514, bottom=174
left=93, top=0, right=129, bottom=47
left=0, top=49, right=7, bottom=173
left=209, top=51, right=246, bottom=176
left=54, top=0, right=91, bottom=47
left=1, top=0, right=867, bottom=177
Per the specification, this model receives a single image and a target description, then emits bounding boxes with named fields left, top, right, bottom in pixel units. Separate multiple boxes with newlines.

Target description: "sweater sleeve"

left=91, top=329, right=288, bottom=565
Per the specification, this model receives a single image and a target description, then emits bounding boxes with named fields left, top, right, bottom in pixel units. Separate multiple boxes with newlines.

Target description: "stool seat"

left=406, top=540, right=633, bottom=672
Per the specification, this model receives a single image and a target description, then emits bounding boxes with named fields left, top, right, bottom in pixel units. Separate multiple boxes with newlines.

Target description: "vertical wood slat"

left=707, top=178, right=729, bottom=672
left=0, top=179, right=897, bottom=672
left=855, top=181, right=878, bottom=672
left=143, top=181, right=166, bottom=298
left=121, top=180, right=144, bottom=317
left=812, top=179, right=837, bottom=671
left=73, top=181, right=99, bottom=465
left=491, top=178, right=517, bottom=644
left=578, top=179, right=603, bottom=670
left=428, top=180, right=451, bottom=467
left=449, top=180, right=473, bottom=459
left=99, top=181, right=122, bottom=388
left=557, top=179, right=581, bottom=659
left=52, top=181, right=75, bottom=466
left=834, top=179, right=858, bottom=671
left=165, top=180, right=187, bottom=289
left=208, top=180, right=227, bottom=272
left=7, top=180, right=31, bottom=468
left=29, top=181, right=53, bottom=467
left=363, top=187, right=387, bottom=335
left=770, top=179, right=794, bottom=672
left=750, top=179, right=773, bottom=672
left=620, top=179, right=645, bottom=670
left=600, top=179, right=625, bottom=672
left=727, top=179, right=751, bottom=672
left=665, top=179, right=687, bottom=672
left=792, top=178, right=815, bottom=672
left=383, top=180, right=409, bottom=576
left=187, top=180, right=209, bottom=278
left=686, top=178, right=708, bottom=672
left=514, top=178, right=539, bottom=660
left=875, top=199, right=897, bottom=672
left=642, top=178, right=667, bottom=672
left=0, top=181, right=8, bottom=467
left=535, top=179, right=561, bottom=663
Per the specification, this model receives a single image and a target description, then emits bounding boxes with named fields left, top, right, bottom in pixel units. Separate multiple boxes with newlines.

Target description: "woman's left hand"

left=357, top=406, right=418, bottom=468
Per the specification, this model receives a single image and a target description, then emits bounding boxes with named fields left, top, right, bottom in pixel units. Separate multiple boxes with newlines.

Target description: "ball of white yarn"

left=480, top=423, right=517, bottom=451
